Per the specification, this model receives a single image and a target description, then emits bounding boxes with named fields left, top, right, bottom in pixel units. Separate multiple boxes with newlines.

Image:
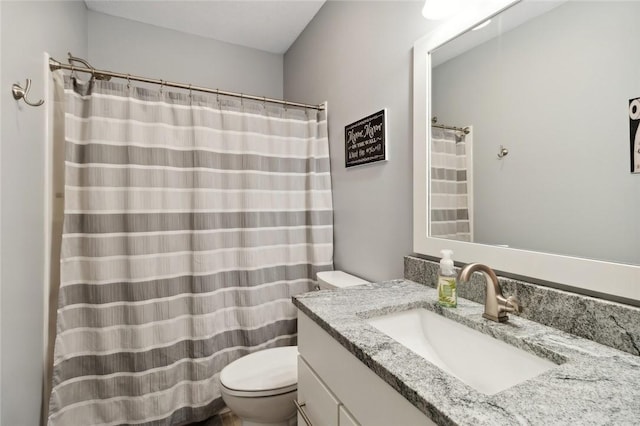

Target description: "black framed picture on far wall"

left=344, top=109, right=387, bottom=168
left=629, top=97, right=640, bottom=173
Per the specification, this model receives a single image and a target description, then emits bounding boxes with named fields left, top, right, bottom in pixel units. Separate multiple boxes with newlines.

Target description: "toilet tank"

left=316, top=271, right=369, bottom=290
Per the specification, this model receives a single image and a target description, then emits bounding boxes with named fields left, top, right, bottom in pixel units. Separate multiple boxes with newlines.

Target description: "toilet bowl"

left=219, top=271, right=368, bottom=426
left=219, top=346, right=298, bottom=426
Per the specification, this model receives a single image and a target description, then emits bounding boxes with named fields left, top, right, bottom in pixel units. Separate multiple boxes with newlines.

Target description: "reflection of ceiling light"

left=472, top=19, right=492, bottom=30
left=422, top=0, right=463, bottom=20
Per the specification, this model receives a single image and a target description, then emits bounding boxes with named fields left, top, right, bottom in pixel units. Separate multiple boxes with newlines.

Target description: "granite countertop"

left=292, top=280, right=640, bottom=426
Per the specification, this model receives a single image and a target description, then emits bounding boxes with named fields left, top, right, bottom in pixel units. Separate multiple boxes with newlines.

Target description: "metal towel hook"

left=497, top=145, right=509, bottom=159
left=11, top=79, right=44, bottom=107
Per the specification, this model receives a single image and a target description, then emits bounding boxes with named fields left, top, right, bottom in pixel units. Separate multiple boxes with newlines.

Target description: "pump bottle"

left=437, top=249, right=457, bottom=307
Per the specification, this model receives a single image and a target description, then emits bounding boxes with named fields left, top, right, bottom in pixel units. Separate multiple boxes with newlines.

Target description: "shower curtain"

left=430, top=127, right=471, bottom=241
left=48, top=73, right=333, bottom=425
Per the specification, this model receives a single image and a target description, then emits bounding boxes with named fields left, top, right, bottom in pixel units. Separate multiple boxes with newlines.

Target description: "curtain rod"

left=48, top=57, right=325, bottom=111
left=431, top=123, right=470, bottom=135
left=431, top=116, right=470, bottom=134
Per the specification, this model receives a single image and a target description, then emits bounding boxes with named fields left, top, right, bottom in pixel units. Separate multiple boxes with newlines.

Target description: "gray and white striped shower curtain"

left=430, top=127, right=471, bottom=241
left=48, top=74, right=333, bottom=425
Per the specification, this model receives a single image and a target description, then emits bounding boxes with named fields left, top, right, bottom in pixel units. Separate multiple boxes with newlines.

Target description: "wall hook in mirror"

left=497, top=145, right=509, bottom=159
left=11, top=79, right=44, bottom=107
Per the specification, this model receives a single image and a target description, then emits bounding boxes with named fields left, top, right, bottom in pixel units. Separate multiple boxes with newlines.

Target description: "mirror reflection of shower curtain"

left=430, top=126, right=473, bottom=242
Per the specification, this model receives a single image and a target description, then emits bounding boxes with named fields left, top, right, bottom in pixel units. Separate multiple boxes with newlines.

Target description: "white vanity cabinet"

left=297, top=356, right=341, bottom=426
left=338, top=406, right=359, bottom=426
left=296, top=311, right=435, bottom=426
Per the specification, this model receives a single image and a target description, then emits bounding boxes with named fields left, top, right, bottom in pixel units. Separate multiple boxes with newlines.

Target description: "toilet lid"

left=220, top=346, right=298, bottom=393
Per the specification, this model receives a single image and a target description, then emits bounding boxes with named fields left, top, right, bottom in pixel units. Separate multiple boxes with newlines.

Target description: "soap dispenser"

left=437, top=249, right=457, bottom=307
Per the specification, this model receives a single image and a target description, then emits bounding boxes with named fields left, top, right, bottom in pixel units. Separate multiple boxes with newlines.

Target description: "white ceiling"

left=84, top=1, right=326, bottom=54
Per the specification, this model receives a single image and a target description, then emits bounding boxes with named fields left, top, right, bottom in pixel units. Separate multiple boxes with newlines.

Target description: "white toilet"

left=218, top=271, right=368, bottom=426
left=316, top=270, right=369, bottom=290
left=219, top=346, right=298, bottom=426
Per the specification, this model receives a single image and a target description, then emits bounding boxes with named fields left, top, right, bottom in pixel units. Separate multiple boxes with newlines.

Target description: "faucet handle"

left=503, top=295, right=522, bottom=314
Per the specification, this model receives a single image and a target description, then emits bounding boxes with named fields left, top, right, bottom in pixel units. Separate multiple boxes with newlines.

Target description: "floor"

left=190, top=409, right=241, bottom=426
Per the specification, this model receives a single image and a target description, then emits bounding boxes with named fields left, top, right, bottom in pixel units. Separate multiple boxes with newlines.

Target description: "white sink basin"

left=366, top=308, right=557, bottom=395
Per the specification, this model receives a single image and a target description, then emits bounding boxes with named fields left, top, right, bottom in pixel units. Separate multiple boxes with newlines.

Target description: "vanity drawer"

left=297, top=355, right=340, bottom=426
left=298, top=311, right=434, bottom=426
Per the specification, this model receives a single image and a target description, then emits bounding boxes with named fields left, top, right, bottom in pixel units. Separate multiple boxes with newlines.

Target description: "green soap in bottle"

left=437, top=249, right=457, bottom=308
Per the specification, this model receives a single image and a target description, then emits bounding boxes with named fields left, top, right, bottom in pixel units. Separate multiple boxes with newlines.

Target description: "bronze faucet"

left=458, top=263, right=521, bottom=322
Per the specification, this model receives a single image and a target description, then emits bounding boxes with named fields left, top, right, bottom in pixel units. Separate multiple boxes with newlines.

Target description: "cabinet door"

left=298, top=312, right=435, bottom=426
left=297, top=355, right=340, bottom=426
left=339, top=406, right=360, bottom=426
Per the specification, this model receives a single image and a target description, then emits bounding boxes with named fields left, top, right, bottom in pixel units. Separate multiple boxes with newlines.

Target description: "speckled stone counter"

left=293, top=280, right=640, bottom=426
left=405, top=255, right=640, bottom=356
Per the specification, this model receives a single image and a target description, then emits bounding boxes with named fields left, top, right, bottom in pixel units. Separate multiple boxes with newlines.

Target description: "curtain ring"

left=263, top=96, right=267, bottom=108
left=159, top=80, right=164, bottom=95
left=240, top=93, right=244, bottom=107
left=216, top=89, right=220, bottom=106
left=126, top=74, right=131, bottom=90
left=188, top=84, right=192, bottom=100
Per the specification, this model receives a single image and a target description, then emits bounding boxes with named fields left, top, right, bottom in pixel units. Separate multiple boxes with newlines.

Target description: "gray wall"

left=1, top=2, right=87, bottom=425
left=284, top=1, right=437, bottom=281
left=432, top=1, right=640, bottom=265
left=1, top=7, right=285, bottom=425
left=88, top=11, right=284, bottom=99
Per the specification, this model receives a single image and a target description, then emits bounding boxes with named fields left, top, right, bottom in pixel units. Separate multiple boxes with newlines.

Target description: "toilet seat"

left=220, top=382, right=297, bottom=398
left=220, top=346, right=298, bottom=398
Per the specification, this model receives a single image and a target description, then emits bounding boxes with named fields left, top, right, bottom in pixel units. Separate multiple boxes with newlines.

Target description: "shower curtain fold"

left=48, top=74, right=333, bottom=426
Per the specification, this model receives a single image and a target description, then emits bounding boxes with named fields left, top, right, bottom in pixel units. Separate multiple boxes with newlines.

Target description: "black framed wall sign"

left=345, top=109, right=387, bottom=168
